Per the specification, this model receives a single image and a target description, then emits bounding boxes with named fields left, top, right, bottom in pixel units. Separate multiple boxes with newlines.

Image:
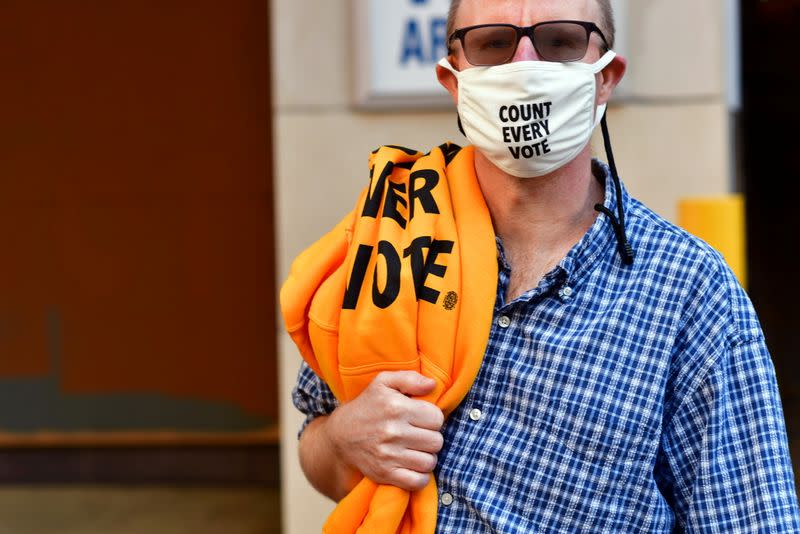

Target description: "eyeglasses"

left=448, top=20, right=609, bottom=66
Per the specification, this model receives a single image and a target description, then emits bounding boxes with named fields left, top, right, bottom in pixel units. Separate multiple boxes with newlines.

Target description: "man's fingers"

left=376, top=371, right=436, bottom=397
left=387, top=468, right=431, bottom=492
left=406, top=399, right=445, bottom=431
left=402, top=426, right=444, bottom=454
left=399, top=450, right=439, bottom=474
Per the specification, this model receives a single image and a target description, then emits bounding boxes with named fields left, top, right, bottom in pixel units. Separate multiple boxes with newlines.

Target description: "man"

left=291, top=0, right=800, bottom=531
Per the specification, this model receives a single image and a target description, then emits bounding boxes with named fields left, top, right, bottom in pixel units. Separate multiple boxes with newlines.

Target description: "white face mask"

left=438, top=51, right=616, bottom=178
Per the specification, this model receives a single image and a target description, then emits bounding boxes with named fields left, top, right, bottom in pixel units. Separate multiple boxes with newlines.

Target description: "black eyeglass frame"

left=447, top=20, right=610, bottom=65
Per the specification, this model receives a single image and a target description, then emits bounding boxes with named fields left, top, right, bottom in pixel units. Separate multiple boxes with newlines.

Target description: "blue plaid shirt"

left=292, top=161, right=800, bottom=533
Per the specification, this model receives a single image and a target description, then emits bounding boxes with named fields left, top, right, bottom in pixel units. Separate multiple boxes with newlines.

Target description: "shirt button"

left=440, top=492, right=454, bottom=506
left=497, top=315, right=511, bottom=328
left=558, top=286, right=574, bottom=300
left=469, top=408, right=482, bottom=421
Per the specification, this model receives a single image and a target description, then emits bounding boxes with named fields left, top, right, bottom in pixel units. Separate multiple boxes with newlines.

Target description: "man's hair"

left=446, top=0, right=616, bottom=52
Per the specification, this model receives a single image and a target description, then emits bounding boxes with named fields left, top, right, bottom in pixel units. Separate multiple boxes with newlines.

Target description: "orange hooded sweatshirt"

left=280, top=143, right=497, bottom=533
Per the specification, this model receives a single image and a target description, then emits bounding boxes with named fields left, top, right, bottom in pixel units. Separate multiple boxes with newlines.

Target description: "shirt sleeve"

left=655, top=337, right=800, bottom=532
left=291, top=360, right=339, bottom=439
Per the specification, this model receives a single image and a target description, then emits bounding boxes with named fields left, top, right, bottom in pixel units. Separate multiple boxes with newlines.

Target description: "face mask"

left=438, top=51, right=616, bottom=178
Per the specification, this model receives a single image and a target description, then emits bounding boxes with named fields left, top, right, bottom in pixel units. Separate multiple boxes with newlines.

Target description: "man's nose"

left=512, top=35, right=540, bottom=62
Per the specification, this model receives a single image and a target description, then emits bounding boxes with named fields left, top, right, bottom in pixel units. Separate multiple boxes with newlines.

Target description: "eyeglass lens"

left=463, top=22, right=591, bottom=65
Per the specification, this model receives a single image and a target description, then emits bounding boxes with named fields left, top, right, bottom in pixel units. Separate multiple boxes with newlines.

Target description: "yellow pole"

left=678, top=194, right=747, bottom=289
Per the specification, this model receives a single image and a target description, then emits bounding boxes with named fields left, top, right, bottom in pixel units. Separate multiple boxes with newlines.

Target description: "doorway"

left=740, top=1, right=800, bottom=453
left=0, top=0, right=277, bottom=485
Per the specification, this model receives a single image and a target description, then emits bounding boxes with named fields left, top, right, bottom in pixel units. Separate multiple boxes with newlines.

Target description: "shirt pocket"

left=531, top=358, right=660, bottom=466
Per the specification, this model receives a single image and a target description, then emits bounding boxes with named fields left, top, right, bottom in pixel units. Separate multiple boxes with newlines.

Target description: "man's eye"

left=479, top=39, right=513, bottom=50
left=547, top=38, right=579, bottom=49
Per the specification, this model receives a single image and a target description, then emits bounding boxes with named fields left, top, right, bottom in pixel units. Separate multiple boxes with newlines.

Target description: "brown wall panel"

left=0, top=1, right=275, bottom=435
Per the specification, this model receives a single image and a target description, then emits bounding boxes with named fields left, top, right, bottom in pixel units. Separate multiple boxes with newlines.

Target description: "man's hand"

left=327, top=371, right=445, bottom=491
left=300, top=371, right=444, bottom=499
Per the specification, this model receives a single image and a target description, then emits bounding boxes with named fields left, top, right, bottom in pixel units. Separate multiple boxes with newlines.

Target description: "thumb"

left=376, top=371, right=436, bottom=397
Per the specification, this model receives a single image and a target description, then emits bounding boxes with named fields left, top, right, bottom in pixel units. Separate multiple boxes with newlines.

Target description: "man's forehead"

left=456, top=0, right=600, bottom=27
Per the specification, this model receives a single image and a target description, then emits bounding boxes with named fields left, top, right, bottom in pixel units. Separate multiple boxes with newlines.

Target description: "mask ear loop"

left=594, top=110, right=635, bottom=265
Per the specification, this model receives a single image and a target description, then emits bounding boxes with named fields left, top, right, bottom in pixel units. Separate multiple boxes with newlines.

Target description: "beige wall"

left=273, top=1, right=729, bottom=532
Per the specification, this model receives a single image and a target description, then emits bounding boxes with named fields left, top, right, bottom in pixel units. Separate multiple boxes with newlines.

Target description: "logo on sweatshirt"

left=443, top=291, right=458, bottom=311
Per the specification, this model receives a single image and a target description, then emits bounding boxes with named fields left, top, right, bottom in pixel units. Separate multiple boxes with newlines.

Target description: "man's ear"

left=436, top=57, right=459, bottom=105
left=596, top=54, right=627, bottom=106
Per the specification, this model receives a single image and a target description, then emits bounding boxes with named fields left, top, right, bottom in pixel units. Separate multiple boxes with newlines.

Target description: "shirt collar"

left=495, top=159, right=631, bottom=285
